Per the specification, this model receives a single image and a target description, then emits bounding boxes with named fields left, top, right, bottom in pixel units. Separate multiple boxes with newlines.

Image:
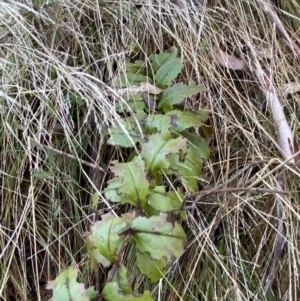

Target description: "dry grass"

left=1, top=0, right=300, bottom=300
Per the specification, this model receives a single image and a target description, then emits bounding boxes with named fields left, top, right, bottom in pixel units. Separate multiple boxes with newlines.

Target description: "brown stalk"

left=255, top=0, right=300, bottom=62
left=184, top=187, right=288, bottom=211
left=29, top=138, right=110, bottom=173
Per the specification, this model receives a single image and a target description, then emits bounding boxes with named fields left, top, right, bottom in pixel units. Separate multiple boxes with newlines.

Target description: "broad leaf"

left=168, top=146, right=203, bottom=193
left=86, top=287, right=98, bottom=300
left=107, top=127, right=144, bottom=148
left=136, top=252, right=167, bottom=282
left=158, top=83, right=208, bottom=112
left=126, top=60, right=145, bottom=74
left=155, top=58, right=182, bottom=88
left=130, top=214, right=186, bottom=261
left=89, top=213, right=127, bottom=263
left=148, top=186, right=186, bottom=219
left=180, top=130, right=210, bottom=159
left=166, top=110, right=207, bottom=132
left=87, top=233, right=111, bottom=270
left=107, top=265, right=133, bottom=294
left=46, top=267, right=89, bottom=301
left=104, top=160, right=150, bottom=209
left=115, top=94, right=146, bottom=113
left=145, top=114, right=172, bottom=139
left=141, top=134, right=187, bottom=175
left=102, top=282, right=154, bottom=301
left=149, top=47, right=179, bottom=73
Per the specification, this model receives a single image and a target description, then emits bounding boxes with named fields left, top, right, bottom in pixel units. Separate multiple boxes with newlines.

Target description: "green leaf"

left=168, top=146, right=202, bottom=193
left=149, top=47, right=179, bottom=73
left=86, top=286, right=98, bottom=300
left=107, top=265, right=133, bottom=294
left=107, top=127, right=144, bottom=148
left=31, top=169, right=55, bottom=178
left=87, top=234, right=111, bottom=270
left=12, top=121, right=24, bottom=130
left=136, top=252, right=167, bottom=282
left=130, top=214, right=186, bottom=261
left=46, top=267, right=89, bottom=301
left=113, top=73, right=153, bottom=88
left=69, top=92, right=85, bottom=105
left=89, top=213, right=127, bottom=263
left=145, top=114, right=172, bottom=139
left=155, top=58, right=183, bottom=88
left=91, top=192, right=99, bottom=211
left=158, top=83, right=208, bottom=112
left=166, top=110, right=207, bottom=132
left=46, top=149, right=55, bottom=166
left=141, top=134, right=187, bottom=175
left=148, top=186, right=185, bottom=219
left=102, top=282, right=154, bottom=301
left=180, top=130, right=210, bottom=159
left=115, top=94, right=146, bottom=113
left=104, top=160, right=150, bottom=209
left=126, top=60, right=145, bottom=74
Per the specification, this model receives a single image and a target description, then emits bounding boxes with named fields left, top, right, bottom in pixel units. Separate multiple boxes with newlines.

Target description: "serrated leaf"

left=145, top=114, right=172, bottom=139
left=46, top=267, right=89, bottom=301
left=115, top=94, right=146, bottom=113
left=149, top=47, right=178, bottom=73
left=102, top=282, right=154, bottom=301
left=89, top=213, right=127, bottom=263
left=107, top=265, right=133, bottom=294
left=180, top=130, right=210, bottom=159
left=141, top=134, right=187, bottom=175
left=107, top=127, right=144, bottom=148
left=126, top=60, right=145, bottom=74
left=148, top=186, right=185, bottom=219
left=87, top=233, right=112, bottom=269
left=104, top=160, right=150, bottom=209
left=113, top=73, right=153, bottom=88
left=130, top=214, right=186, bottom=261
left=158, top=83, right=208, bottom=112
left=168, top=146, right=202, bottom=193
left=136, top=252, right=167, bottom=282
left=166, top=110, right=207, bottom=131
left=155, top=58, right=183, bottom=88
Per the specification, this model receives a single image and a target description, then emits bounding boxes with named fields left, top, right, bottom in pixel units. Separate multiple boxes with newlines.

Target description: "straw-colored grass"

left=1, top=0, right=300, bottom=300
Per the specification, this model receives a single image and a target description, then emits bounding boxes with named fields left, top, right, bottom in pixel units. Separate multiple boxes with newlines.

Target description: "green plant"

left=47, top=47, right=209, bottom=301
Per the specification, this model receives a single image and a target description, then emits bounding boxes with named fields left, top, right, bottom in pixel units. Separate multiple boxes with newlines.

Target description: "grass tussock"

left=1, top=0, right=300, bottom=300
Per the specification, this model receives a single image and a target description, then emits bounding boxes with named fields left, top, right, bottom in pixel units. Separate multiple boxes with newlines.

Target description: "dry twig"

left=184, top=186, right=288, bottom=211
left=30, top=138, right=109, bottom=173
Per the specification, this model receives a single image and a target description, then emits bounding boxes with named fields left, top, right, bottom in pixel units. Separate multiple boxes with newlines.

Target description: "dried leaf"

left=278, top=83, right=300, bottom=96
left=256, top=48, right=273, bottom=59
left=211, top=47, right=247, bottom=70
left=113, top=82, right=162, bottom=96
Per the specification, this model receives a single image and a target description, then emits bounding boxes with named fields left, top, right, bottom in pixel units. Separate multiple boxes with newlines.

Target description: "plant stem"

left=107, top=231, right=131, bottom=283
